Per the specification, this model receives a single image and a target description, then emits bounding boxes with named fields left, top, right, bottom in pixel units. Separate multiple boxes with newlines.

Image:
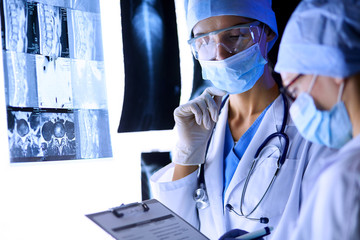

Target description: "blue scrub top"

left=223, top=102, right=273, bottom=197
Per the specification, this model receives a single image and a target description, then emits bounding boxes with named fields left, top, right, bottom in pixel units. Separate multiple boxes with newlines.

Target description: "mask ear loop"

left=307, top=74, right=318, bottom=93
left=259, top=24, right=265, bottom=43
left=337, top=82, right=345, bottom=103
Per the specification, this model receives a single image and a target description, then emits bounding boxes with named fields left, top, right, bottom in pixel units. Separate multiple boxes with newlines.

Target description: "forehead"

left=192, top=15, right=253, bottom=35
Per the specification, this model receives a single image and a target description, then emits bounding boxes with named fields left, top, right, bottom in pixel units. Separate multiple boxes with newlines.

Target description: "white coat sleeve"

left=150, top=163, right=200, bottom=229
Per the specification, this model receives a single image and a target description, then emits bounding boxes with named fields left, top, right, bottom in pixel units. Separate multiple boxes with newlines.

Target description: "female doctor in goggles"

left=273, top=0, right=360, bottom=239
left=151, top=0, right=334, bottom=239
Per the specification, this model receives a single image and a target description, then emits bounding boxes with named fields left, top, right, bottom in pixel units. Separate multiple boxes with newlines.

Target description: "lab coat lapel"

left=224, top=95, right=284, bottom=201
left=204, top=98, right=229, bottom=234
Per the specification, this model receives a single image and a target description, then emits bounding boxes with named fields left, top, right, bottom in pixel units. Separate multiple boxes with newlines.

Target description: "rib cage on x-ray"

left=118, top=0, right=181, bottom=132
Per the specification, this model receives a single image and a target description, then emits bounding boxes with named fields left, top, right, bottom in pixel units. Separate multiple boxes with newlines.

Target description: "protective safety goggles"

left=188, top=21, right=262, bottom=60
left=280, top=74, right=304, bottom=101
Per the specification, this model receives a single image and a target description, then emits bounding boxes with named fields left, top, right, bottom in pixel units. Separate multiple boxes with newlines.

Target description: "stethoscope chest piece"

left=193, top=184, right=209, bottom=210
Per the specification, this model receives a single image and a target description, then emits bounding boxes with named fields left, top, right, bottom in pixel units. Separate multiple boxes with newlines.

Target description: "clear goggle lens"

left=188, top=21, right=262, bottom=60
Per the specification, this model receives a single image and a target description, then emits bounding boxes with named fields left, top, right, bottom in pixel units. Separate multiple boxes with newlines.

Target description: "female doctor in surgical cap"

left=274, top=0, right=360, bottom=239
left=151, top=0, right=334, bottom=239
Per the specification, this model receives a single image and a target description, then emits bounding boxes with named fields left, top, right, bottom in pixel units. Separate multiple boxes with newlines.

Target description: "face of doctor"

left=192, top=15, right=274, bottom=61
left=280, top=72, right=344, bottom=110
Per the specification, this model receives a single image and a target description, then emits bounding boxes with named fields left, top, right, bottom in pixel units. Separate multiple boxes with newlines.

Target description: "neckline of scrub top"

left=223, top=101, right=273, bottom=196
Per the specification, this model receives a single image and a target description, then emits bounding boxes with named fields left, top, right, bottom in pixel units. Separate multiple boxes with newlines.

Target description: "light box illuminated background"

left=0, top=0, right=300, bottom=239
left=0, top=0, right=198, bottom=239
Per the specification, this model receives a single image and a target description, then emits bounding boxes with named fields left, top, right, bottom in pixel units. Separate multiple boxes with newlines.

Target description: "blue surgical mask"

left=199, top=43, right=267, bottom=94
left=290, top=76, right=352, bottom=149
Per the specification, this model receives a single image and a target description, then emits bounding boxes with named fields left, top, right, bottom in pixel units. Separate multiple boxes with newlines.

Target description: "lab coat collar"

left=203, top=97, right=229, bottom=234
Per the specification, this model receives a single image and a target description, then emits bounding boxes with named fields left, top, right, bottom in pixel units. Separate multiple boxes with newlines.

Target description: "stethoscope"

left=193, top=93, right=290, bottom=224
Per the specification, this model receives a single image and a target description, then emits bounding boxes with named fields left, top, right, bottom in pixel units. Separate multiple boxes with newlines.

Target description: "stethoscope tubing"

left=196, top=93, right=290, bottom=213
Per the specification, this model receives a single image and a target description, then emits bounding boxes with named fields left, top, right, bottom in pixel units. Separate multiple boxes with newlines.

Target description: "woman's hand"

left=172, top=87, right=226, bottom=166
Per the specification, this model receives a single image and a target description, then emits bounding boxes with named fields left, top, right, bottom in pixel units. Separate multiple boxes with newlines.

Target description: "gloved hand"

left=172, top=87, right=226, bottom=165
left=219, top=229, right=264, bottom=240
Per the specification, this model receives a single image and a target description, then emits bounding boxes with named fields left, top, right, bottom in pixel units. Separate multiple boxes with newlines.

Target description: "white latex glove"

left=172, top=87, right=227, bottom=165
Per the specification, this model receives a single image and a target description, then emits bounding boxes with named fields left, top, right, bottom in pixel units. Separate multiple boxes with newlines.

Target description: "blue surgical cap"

left=275, top=0, right=360, bottom=78
left=185, top=0, right=278, bottom=51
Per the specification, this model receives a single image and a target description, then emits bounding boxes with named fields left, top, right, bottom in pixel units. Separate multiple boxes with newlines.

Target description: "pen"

left=236, top=226, right=273, bottom=239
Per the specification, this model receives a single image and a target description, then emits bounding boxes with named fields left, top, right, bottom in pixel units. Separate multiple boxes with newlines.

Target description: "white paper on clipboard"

left=86, top=199, right=210, bottom=240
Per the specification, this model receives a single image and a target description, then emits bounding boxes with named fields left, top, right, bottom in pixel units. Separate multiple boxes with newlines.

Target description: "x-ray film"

left=36, top=55, right=72, bottom=108
left=75, top=109, right=112, bottom=159
left=3, top=51, right=38, bottom=107
left=2, top=0, right=27, bottom=52
left=38, top=3, right=63, bottom=57
left=2, top=1, right=70, bottom=57
left=68, top=9, right=103, bottom=61
left=1, top=0, right=112, bottom=163
left=7, top=108, right=112, bottom=162
left=71, top=59, right=107, bottom=109
left=8, top=109, right=76, bottom=162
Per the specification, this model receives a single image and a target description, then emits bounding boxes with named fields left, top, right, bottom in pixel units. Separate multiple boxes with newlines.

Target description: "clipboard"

left=86, top=199, right=210, bottom=240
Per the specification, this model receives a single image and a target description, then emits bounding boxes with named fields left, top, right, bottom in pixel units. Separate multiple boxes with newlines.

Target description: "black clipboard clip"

left=110, top=202, right=150, bottom=218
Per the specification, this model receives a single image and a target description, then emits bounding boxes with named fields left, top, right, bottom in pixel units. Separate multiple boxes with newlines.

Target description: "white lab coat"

left=289, top=134, right=360, bottom=240
left=150, top=95, right=335, bottom=240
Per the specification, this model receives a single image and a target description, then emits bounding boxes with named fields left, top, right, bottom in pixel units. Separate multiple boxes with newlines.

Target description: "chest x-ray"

left=1, top=0, right=112, bottom=162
